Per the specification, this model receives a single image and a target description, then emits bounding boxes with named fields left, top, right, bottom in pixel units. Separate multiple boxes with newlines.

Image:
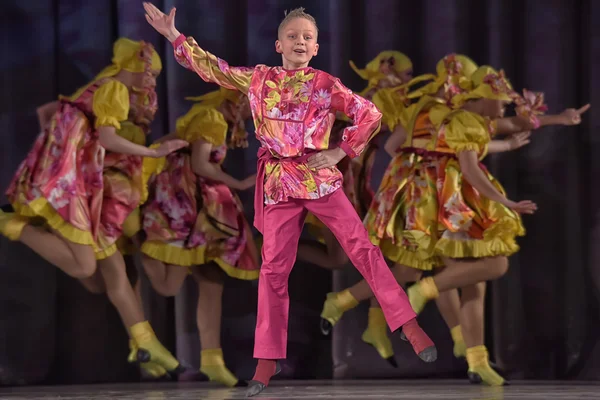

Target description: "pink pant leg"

left=305, top=189, right=416, bottom=332
left=253, top=198, right=307, bottom=360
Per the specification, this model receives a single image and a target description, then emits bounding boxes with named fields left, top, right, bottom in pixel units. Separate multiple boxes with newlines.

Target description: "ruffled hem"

left=94, top=244, right=118, bottom=260
left=436, top=213, right=524, bottom=259
left=12, top=197, right=121, bottom=261
left=376, top=237, right=442, bottom=271
left=12, top=197, right=96, bottom=247
left=141, top=241, right=259, bottom=281
left=435, top=235, right=520, bottom=259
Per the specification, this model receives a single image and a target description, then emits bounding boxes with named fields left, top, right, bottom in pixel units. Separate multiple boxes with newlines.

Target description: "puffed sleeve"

left=175, top=106, right=228, bottom=146
left=443, top=110, right=490, bottom=155
left=92, top=80, right=130, bottom=130
left=371, top=87, right=407, bottom=131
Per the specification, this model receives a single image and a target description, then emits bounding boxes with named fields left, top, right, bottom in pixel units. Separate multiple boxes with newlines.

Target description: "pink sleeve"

left=330, top=79, right=382, bottom=158
left=172, top=34, right=254, bottom=94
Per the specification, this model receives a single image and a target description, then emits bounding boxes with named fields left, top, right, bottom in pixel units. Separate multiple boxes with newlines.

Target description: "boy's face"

left=276, top=17, right=319, bottom=69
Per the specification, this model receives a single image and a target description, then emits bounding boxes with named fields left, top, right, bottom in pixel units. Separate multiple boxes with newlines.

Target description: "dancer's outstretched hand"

left=506, top=131, right=531, bottom=151
left=505, top=199, right=537, bottom=215
left=307, top=148, right=346, bottom=170
left=143, top=2, right=180, bottom=42
left=238, top=175, right=257, bottom=190
left=559, top=104, right=591, bottom=126
left=152, top=139, right=188, bottom=157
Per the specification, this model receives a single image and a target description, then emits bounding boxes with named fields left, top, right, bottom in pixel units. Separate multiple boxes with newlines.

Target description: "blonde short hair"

left=278, top=7, right=319, bottom=38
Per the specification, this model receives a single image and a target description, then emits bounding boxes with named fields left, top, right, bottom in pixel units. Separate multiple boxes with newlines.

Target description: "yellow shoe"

left=319, top=289, right=359, bottom=335
left=450, top=325, right=467, bottom=359
left=200, top=348, right=244, bottom=387
left=128, top=339, right=168, bottom=379
left=361, top=307, right=397, bottom=367
left=407, top=277, right=439, bottom=314
left=129, top=321, right=184, bottom=375
left=466, top=346, right=505, bottom=386
left=0, top=210, right=26, bottom=241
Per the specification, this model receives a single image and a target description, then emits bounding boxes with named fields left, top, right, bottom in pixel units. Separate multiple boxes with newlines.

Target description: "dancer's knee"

left=391, top=263, right=422, bottom=284
left=70, top=244, right=97, bottom=279
left=489, top=256, right=509, bottom=280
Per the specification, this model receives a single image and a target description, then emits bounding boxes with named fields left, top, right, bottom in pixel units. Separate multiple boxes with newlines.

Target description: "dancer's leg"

left=307, top=191, right=435, bottom=361
left=460, top=283, right=505, bottom=386
left=141, top=255, right=189, bottom=297
left=247, top=199, right=307, bottom=397
left=408, top=257, right=508, bottom=314
left=97, top=252, right=183, bottom=375
left=296, top=229, right=349, bottom=269
left=192, top=265, right=244, bottom=387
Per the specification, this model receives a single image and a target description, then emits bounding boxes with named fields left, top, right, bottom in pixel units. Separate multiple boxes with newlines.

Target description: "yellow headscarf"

left=95, top=38, right=162, bottom=80
left=350, top=51, right=413, bottom=96
left=186, top=88, right=249, bottom=148
left=65, top=38, right=162, bottom=102
left=451, top=66, right=514, bottom=108
left=406, top=54, right=478, bottom=100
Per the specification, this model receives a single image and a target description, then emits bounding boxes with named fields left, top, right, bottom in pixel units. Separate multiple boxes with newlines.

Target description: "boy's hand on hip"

left=307, top=148, right=347, bottom=170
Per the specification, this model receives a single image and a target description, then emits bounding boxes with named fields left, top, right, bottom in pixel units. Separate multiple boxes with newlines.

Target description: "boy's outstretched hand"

left=143, top=2, right=180, bottom=42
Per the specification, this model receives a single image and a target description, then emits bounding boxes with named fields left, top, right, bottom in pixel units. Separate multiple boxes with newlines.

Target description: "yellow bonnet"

left=350, top=50, right=413, bottom=96
left=406, top=54, right=478, bottom=100
left=95, top=38, right=162, bottom=80
left=451, top=66, right=514, bottom=108
left=63, top=38, right=162, bottom=102
left=185, top=88, right=249, bottom=148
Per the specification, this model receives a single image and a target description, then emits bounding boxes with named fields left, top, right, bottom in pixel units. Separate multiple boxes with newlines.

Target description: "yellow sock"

left=450, top=325, right=467, bottom=358
left=129, top=321, right=180, bottom=372
left=466, top=345, right=505, bottom=386
left=0, top=210, right=26, bottom=241
left=200, top=348, right=239, bottom=387
left=320, top=289, right=359, bottom=327
left=361, top=307, right=394, bottom=361
left=407, top=277, right=439, bottom=314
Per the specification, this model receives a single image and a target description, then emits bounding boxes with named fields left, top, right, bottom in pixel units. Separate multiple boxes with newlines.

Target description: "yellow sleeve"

left=444, top=110, right=490, bottom=155
left=92, top=80, right=130, bottom=130
left=371, top=88, right=407, bottom=131
left=175, top=106, right=228, bottom=146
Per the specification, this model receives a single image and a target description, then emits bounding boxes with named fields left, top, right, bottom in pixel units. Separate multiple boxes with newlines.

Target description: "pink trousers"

left=254, top=189, right=416, bottom=359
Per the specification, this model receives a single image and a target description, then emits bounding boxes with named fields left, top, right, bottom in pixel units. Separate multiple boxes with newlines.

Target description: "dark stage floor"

left=0, top=380, right=598, bottom=399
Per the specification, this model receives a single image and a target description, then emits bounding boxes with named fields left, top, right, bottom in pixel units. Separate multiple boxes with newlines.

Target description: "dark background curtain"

left=0, top=0, right=599, bottom=385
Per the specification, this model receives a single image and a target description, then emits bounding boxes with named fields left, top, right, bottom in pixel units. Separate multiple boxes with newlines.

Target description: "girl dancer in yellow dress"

left=139, top=88, right=258, bottom=387
left=299, top=51, right=414, bottom=271
left=319, top=54, right=478, bottom=367
left=0, top=38, right=187, bottom=377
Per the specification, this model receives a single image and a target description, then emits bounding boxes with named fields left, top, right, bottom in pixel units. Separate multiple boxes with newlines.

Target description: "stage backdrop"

left=1, top=0, right=599, bottom=385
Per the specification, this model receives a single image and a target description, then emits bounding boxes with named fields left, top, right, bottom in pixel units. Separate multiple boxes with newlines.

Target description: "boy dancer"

left=143, top=3, right=436, bottom=396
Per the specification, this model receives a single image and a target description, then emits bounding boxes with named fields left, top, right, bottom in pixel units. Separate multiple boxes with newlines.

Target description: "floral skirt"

left=6, top=103, right=146, bottom=260
left=364, top=151, right=524, bottom=270
left=141, top=151, right=259, bottom=280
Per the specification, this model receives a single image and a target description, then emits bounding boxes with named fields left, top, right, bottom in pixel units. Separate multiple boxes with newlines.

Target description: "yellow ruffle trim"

left=12, top=197, right=96, bottom=246
left=94, top=244, right=118, bottom=260
left=141, top=241, right=259, bottom=281
left=12, top=197, right=127, bottom=261
left=435, top=215, right=523, bottom=259
left=378, top=237, right=442, bottom=271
